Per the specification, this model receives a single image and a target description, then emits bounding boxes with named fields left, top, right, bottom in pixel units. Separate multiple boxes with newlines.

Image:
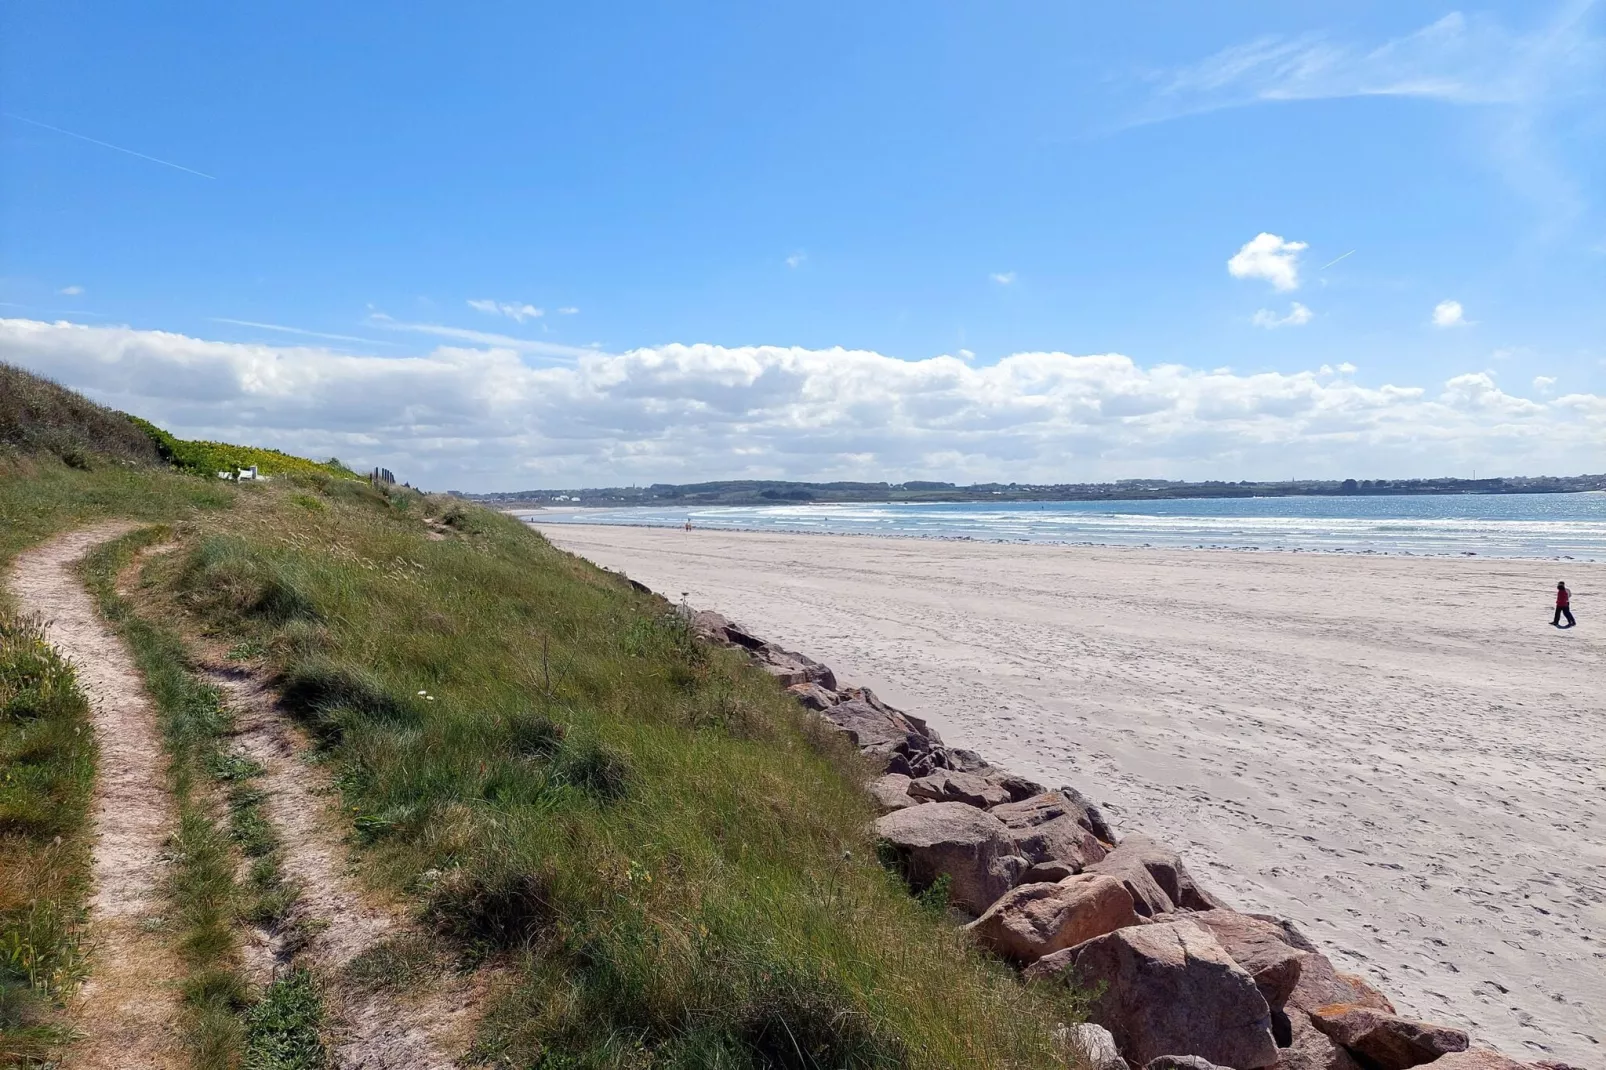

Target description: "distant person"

left=1553, top=581, right=1576, bottom=628
left=684, top=518, right=692, bottom=532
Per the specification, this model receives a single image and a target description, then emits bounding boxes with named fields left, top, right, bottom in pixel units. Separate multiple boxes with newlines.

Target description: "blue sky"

left=2, top=2, right=1603, bottom=490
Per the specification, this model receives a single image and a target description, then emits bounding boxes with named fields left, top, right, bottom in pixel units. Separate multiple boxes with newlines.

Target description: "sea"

left=521, top=492, right=1606, bottom=560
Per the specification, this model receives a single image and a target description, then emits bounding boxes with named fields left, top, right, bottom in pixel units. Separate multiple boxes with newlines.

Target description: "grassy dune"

left=0, top=362, right=1089, bottom=1067
left=143, top=477, right=1088, bottom=1067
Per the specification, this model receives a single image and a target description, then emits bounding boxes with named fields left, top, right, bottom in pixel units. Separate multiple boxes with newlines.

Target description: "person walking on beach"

left=1553, top=581, right=1576, bottom=628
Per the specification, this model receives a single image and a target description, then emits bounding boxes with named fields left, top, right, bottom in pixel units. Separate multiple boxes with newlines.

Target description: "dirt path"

left=9, top=525, right=185, bottom=1069
left=209, top=667, right=481, bottom=1068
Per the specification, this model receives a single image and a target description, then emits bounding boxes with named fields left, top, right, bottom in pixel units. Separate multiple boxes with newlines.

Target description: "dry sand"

left=539, top=522, right=1606, bottom=1067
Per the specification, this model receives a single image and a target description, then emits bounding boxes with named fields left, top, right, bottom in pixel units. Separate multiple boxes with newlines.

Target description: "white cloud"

left=467, top=299, right=543, bottom=323
left=1251, top=302, right=1313, bottom=329
left=58, top=285, right=84, bottom=296
left=1432, top=299, right=1468, bottom=327
left=557, top=307, right=579, bottom=315
left=991, top=272, right=1017, bottom=285
left=4, top=316, right=1602, bottom=491
left=1229, top=234, right=1306, bottom=291
left=1534, top=375, right=1558, bottom=394
left=785, top=252, right=807, bottom=269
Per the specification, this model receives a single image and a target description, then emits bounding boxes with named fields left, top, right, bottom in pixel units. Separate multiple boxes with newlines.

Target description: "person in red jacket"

left=1553, top=581, right=1576, bottom=628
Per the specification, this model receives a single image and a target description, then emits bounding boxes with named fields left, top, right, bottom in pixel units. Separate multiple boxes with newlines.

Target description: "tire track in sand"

left=9, top=525, right=184, bottom=1069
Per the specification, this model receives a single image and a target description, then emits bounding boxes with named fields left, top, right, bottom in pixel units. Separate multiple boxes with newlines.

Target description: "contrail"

left=211, top=318, right=402, bottom=346
left=1319, top=249, right=1356, bottom=270
left=3, top=113, right=215, bottom=179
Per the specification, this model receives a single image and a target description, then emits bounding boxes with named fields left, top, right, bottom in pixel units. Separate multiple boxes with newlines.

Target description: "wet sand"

left=538, top=522, right=1606, bottom=1066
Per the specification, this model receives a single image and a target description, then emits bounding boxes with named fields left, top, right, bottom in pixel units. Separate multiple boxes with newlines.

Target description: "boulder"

left=990, top=792, right=1112, bottom=871
left=1189, top=910, right=1306, bottom=1007
left=965, top=874, right=1138, bottom=964
left=908, top=770, right=1013, bottom=808
left=786, top=682, right=840, bottom=711
left=986, top=770, right=1048, bottom=802
left=945, top=747, right=992, bottom=773
left=1062, top=783, right=1118, bottom=844
left=1022, top=859, right=1080, bottom=884
left=822, top=699, right=943, bottom=774
left=1064, top=1023, right=1127, bottom=1070
left=1431, top=1052, right=1533, bottom=1070
left=1026, top=919, right=1278, bottom=1070
left=866, top=773, right=917, bottom=813
left=758, top=647, right=837, bottom=690
left=1276, top=1009, right=1363, bottom=1070
left=1287, top=955, right=1395, bottom=1015
left=873, top=802, right=1026, bottom=914
left=1307, top=1006, right=1468, bottom=1070
left=1084, top=834, right=1221, bottom=916
left=691, top=610, right=766, bottom=650
left=1148, top=1059, right=1231, bottom=1070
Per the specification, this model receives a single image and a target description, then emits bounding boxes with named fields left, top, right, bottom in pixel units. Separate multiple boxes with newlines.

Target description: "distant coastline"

left=466, top=472, right=1606, bottom=509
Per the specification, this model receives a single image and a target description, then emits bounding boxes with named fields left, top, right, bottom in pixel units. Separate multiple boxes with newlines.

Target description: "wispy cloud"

left=58, top=285, right=84, bottom=296
left=467, top=299, right=543, bottom=323
left=1228, top=233, right=1306, bottom=291
left=1252, top=302, right=1313, bottom=329
left=557, top=306, right=579, bottom=315
left=1134, top=7, right=1600, bottom=123
left=785, top=252, right=807, bottom=269
left=1129, top=4, right=1604, bottom=231
left=212, top=317, right=401, bottom=346
left=990, top=271, right=1017, bottom=285
left=3, top=112, right=215, bottom=179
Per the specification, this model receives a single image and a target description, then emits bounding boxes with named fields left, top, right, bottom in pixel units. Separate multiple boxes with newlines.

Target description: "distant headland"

left=466, top=472, right=1606, bottom=508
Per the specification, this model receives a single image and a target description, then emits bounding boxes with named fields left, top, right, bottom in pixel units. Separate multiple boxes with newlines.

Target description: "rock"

left=1064, top=1023, right=1127, bottom=1070
left=986, top=770, right=1048, bottom=802
left=1026, top=919, right=1278, bottom=1070
left=1189, top=910, right=1306, bottom=1007
left=758, top=646, right=837, bottom=690
left=1062, top=783, right=1118, bottom=844
left=965, top=875, right=1138, bottom=964
left=1430, top=1052, right=1533, bottom=1070
left=990, top=792, right=1112, bottom=871
left=691, top=610, right=766, bottom=650
left=1022, top=859, right=1079, bottom=883
left=1307, top=1006, right=1468, bottom=1070
left=822, top=699, right=943, bottom=774
left=873, top=802, right=1027, bottom=914
left=1148, top=1059, right=1231, bottom=1070
left=946, top=747, right=992, bottom=773
left=866, top=773, right=917, bottom=813
left=787, top=682, right=839, bottom=711
left=908, top=770, right=1013, bottom=808
left=1287, top=955, right=1395, bottom=1015
left=1276, top=1009, right=1363, bottom=1070
left=1084, top=834, right=1221, bottom=916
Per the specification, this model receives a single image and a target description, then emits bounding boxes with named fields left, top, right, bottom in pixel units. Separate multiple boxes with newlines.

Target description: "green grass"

left=143, top=479, right=1093, bottom=1068
left=0, top=612, right=95, bottom=1066
left=0, top=361, right=161, bottom=470
left=242, top=970, right=328, bottom=1070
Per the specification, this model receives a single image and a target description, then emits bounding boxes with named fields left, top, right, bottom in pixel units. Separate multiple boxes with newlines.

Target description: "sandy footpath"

left=538, top=522, right=1605, bottom=1066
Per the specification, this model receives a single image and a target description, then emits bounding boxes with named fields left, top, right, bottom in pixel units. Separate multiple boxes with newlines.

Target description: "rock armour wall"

left=687, top=607, right=1588, bottom=1070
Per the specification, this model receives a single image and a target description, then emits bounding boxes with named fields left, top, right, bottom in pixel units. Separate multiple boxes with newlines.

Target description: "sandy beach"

left=538, top=522, right=1605, bottom=1066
